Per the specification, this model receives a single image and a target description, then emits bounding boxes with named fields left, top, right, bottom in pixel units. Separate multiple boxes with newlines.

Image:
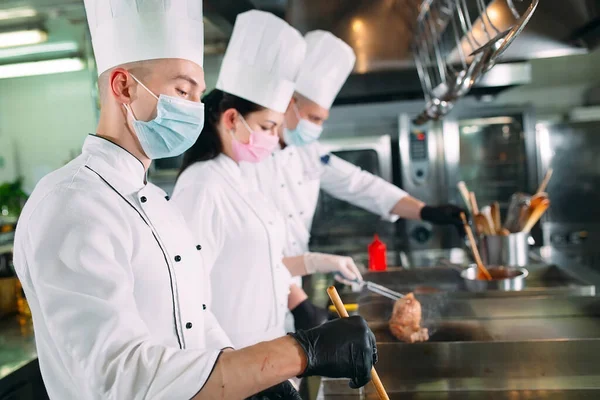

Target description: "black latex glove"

left=291, top=299, right=330, bottom=331
left=245, top=381, right=302, bottom=400
left=421, top=204, right=467, bottom=235
left=289, top=315, right=377, bottom=389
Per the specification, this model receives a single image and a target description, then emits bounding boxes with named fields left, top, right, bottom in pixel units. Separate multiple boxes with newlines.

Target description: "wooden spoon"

left=327, top=286, right=390, bottom=400
left=460, top=213, right=492, bottom=281
left=522, top=199, right=550, bottom=233
left=530, top=192, right=548, bottom=210
left=474, top=214, right=494, bottom=236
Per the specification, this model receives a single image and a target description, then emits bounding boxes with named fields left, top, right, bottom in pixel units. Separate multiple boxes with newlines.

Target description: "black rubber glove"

left=291, top=299, right=330, bottom=331
left=245, top=381, right=302, bottom=400
left=421, top=204, right=467, bottom=235
left=289, top=315, right=377, bottom=389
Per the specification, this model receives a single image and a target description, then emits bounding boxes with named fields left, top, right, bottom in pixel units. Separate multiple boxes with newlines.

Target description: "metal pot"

left=461, top=265, right=529, bottom=292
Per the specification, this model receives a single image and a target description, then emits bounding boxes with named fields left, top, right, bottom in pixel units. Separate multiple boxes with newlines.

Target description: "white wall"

left=0, top=55, right=223, bottom=193
left=0, top=70, right=97, bottom=192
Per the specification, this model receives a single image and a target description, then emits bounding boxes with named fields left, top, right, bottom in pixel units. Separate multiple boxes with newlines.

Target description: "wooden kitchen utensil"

left=457, top=181, right=472, bottom=213
left=480, top=206, right=495, bottom=234
left=530, top=192, right=548, bottom=210
left=491, top=201, right=502, bottom=234
left=327, top=286, right=390, bottom=400
left=469, top=192, right=480, bottom=216
left=460, top=213, right=492, bottom=281
left=537, top=168, right=553, bottom=194
left=474, top=214, right=494, bottom=236
left=522, top=199, right=550, bottom=233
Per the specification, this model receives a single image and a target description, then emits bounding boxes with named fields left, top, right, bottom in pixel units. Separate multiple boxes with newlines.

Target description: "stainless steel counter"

left=315, top=249, right=600, bottom=399
left=318, top=388, right=600, bottom=399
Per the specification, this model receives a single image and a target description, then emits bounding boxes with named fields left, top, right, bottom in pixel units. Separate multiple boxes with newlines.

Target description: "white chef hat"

left=84, top=0, right=204, bottom=76
left=216, top=11, right=306, bottom=113
left=295, top=31, right=356, bottom=110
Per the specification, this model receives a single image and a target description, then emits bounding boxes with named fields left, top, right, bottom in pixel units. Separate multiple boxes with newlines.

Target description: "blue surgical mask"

left=283, top=103, right=324, bottom=147
left=124, top=74, right=205, bottom=160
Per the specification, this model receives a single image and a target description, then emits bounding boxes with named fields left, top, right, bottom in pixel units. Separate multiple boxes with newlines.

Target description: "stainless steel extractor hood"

left=203, top=0, right=600, bottom=103
left=284, top=0, right=599, bottom=71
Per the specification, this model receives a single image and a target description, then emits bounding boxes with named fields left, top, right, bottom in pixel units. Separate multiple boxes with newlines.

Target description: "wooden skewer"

left=522, top=199, right=550, bottom=233
left=457, top=181, right=472, bottom=213
left=327, top=286, right=390, bottom=400
left=537, top=168, right=553, bottom=194
left=460, top=213, right=492, bottom=281
left=469, top=192, right=480, bottom=216
left=491, top=201, right=502, bottom=234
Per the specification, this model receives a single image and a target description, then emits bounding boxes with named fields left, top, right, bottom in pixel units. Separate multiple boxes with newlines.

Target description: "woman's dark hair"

left=179, top=89, right=265, bottom=175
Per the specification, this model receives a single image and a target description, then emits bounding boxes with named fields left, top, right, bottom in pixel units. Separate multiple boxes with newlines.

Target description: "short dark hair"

left=179, top=89, right=265, bottom=175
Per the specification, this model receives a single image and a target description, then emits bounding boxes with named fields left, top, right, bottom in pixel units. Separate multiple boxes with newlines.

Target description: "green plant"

left=0, top=178, right=28, bottom=217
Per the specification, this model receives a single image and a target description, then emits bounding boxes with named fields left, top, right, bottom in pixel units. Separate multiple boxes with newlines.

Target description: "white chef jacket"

left=12, top=135, right=231, bottom=400
left=172, top=154, right=292, bottom=349
left=242, top=141, right=408, bottom=258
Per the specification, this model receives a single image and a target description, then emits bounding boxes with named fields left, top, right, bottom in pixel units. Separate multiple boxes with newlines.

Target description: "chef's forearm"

left=282, top=255, right=307, bottom=277
left=390, top=196, right=426, bottom=220
left=194, top=336, right=307, bottom=399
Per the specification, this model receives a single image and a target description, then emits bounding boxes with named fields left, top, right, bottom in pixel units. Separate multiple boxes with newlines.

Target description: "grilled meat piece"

left=388, top=293, right=429, bottom=343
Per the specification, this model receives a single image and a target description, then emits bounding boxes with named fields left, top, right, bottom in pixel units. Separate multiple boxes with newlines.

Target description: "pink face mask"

left=231, top=115, right=279, bottom=163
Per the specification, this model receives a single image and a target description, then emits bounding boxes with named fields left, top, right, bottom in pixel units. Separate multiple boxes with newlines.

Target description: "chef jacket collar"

left=213, top=154, right=249, bottom=193
left=83, top=134, right=147, bottom=192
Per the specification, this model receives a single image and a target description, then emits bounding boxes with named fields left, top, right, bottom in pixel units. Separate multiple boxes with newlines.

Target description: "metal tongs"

left=362, top=281, right=404, bottom=301
left=336, top=273, right=404, bottom=300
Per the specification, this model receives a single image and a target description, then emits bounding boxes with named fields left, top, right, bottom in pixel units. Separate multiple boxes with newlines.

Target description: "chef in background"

left=173, top=10, right=362, bottom=352
left=243, top=30, right=466, bottom=330
left=11, top=2, right=378, bottom=399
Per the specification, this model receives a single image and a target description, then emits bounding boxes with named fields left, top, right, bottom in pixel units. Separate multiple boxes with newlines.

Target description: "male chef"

left=243, top=30, right=466, bottom=330
left=12, top=3, right=377, bottom=399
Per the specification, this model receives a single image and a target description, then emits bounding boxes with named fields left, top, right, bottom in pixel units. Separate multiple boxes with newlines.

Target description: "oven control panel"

left=409, top=123, right=429, bottom=184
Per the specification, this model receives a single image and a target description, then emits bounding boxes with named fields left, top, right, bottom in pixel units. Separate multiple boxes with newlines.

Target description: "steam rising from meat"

left=388, top=293, right=429, bottom=343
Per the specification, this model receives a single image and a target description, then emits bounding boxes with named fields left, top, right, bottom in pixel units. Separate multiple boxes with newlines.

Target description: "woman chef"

left=172, top=11, right=362, bottom=350
left=242, top=31, right=467, bottom=330
left=12, top=2, right=377, bottom=399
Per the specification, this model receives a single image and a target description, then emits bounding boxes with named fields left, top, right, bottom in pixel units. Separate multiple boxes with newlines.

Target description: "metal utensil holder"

left=478, top=232, right=530, bottom=267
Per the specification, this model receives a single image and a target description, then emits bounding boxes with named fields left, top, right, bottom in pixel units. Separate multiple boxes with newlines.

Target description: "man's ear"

left=110, top=68, right=136, bottom=105
left=287, top=97, right=297, bottom=113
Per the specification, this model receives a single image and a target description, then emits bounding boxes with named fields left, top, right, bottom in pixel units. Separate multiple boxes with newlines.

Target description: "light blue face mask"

left=283, top=103, right=324, bottom=147
left=124, top=74, right=205, bottom=160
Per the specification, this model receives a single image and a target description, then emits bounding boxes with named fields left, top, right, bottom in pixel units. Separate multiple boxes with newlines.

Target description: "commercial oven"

left=316, top=101, right=539, bottom=257
left=537, top=119, right=600, bottom=272
left=398, top=105, right=538, bottom=251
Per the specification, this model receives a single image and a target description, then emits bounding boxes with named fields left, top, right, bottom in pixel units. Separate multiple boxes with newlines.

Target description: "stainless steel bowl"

left=460, top=265, right=529, bottom=292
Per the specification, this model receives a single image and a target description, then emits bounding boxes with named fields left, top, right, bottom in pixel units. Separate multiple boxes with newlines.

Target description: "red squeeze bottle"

left=368, top=234, right=387, bottom=272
